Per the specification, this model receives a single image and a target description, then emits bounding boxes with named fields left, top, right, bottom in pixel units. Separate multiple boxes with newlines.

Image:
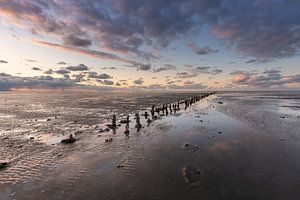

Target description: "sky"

left=0, top=0, right=299, bottom=91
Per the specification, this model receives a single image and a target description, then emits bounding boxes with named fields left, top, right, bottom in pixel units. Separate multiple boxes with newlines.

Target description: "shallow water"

left=1, top=91, right=300, bottom=200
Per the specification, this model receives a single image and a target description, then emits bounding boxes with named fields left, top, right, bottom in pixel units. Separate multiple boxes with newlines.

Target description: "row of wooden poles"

left=109, top=92, right=216, bottom=132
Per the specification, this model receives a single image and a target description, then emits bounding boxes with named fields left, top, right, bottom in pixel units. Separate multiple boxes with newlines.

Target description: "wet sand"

left=1, top=92, right=300, bottom=199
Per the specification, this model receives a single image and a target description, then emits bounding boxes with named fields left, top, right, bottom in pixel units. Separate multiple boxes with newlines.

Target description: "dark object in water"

left=0, top=162, right=8, bottom=170
left=105, top=138, right=113, bottom=143
left=218, top=131, right=222, bottom=134
left=217, top=101, right=223, bottom=104
left=61, top=134, right=76, bottom=144
left=182, top=165, right=202, bottom=185
left=279, top=116, right=286, bottom=119
left=144, top=111, right=149, bottom=119
left=117, top=163, right=125, bottom=168
left=120, top=116, right=130, bottom=124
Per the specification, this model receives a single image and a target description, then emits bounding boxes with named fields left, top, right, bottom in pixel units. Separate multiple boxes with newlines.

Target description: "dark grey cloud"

left=25, top=59, right=37, bottom=63
left=32, top=67, right=41, bottom=71
left=98, top=73, right=113, bottom=79
left=176, top=72, right=198, bottom=79
left=211, top=69, right=223, bottom=75
left=153, top=64, right=176, bottom=73
left=133, top=78, right=144, bottom=85
left=87, top=72, right=112, bottom=79
left=98, top=79, right=114, bottom=85
left=72, top=73, right=86, bottom=82
left=136, top=63, right=152, bottom=71
left=0, top=72, right=11, bottom=77
left=102, top=67, right=117, bottom=70
left=0, top=60, right=8, bottom=64
left=63, top=34, right=92, bottom=47
left=186, top=65, right=223, bottom=76
left=245, top=59, right=258, bottom=64
left=55, top=69, right=70, bottom=74
left=44, top=69, right=53, bottom=74
left=66, top=64, right=89, bottom=71
left=188, top=43, right=218, bottom=55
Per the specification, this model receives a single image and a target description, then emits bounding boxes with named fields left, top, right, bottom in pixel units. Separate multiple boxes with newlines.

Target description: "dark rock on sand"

left=105, top=138, right=113, bottom=143
left=0, top=162, right=8, bottom=170
left=279, top=116, right=286, bottom=119
left=61, top=134, right=76, bottom=144
left=182, top=165, right=202, bottom=185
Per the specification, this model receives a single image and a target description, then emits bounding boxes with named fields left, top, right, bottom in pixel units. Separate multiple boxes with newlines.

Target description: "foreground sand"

left=1, top=93, right=300, bottom=200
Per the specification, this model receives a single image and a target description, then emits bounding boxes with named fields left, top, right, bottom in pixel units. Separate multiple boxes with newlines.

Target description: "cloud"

left=245, top=59, right=258, bottom=64
left=0, top=72, right=11, bottom=77
left=0, top=72, right=118, bottom=91
left=133, top=78, right=144, bottom=85
left=32, top=67, right=41, bottom=71
left=188, top=43, right=218, bottom=55
left=153, top=64, right=176, bottom=73
left=63, top=34, right=92, bottom=47
left=97, top=73, right=113, bottom=79
left=98, top=79, right=114, bottom=85
left=1, top=0, right=300, bottom=66
left=211, top=69, right=223, bottom=75
left=183, top=80, right=194, bottom=85
left=136, top=63, right=152, bottom=71
left=55, top=69, right=70, bottom=74
left=25, top=59, right=37, bottom=63
left=44, top=69, right=53, bottom=74
left=72, top=73, right=86, bottom=82
left=102, top=67, right=117, bottom=70
left=167, top=83, right=207, bottom=90
left=0, top=73, right=75, bottom=91
left=176, top=72, right=198, bottom=79
left=87, top=72, right=112, bottom=79
left=0, top=60, right=8, bottom=64
left=231, top=69, right=300, bottom=88
left=66, top=64, right=89, bottom=71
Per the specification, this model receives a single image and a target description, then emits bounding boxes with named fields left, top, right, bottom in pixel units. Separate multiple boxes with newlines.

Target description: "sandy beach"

left=0, top=91, right=300, bottom=200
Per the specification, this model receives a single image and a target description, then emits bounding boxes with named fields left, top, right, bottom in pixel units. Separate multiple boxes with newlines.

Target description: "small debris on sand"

left=280, top=138, right=285, bottom=141
left=74, top=131, right=82, bottom=135
left=182, top=165, right=202, bottom=185
left=61, top=134, right=76, bottom=144
left=117, top=163, right=125, bottom=168
left=105, top=138, right=113, bottom=143
left=279, top=116, right=286, bottom=119
left=183, top=143, right=200, bottom=152
left=217, top=102, right=223, bottom=104
left=29, top=137, right=34, bottom=140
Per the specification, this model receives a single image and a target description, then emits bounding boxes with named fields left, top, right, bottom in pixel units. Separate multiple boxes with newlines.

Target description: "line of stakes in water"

left=107, top=92, right=216, bottom=135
